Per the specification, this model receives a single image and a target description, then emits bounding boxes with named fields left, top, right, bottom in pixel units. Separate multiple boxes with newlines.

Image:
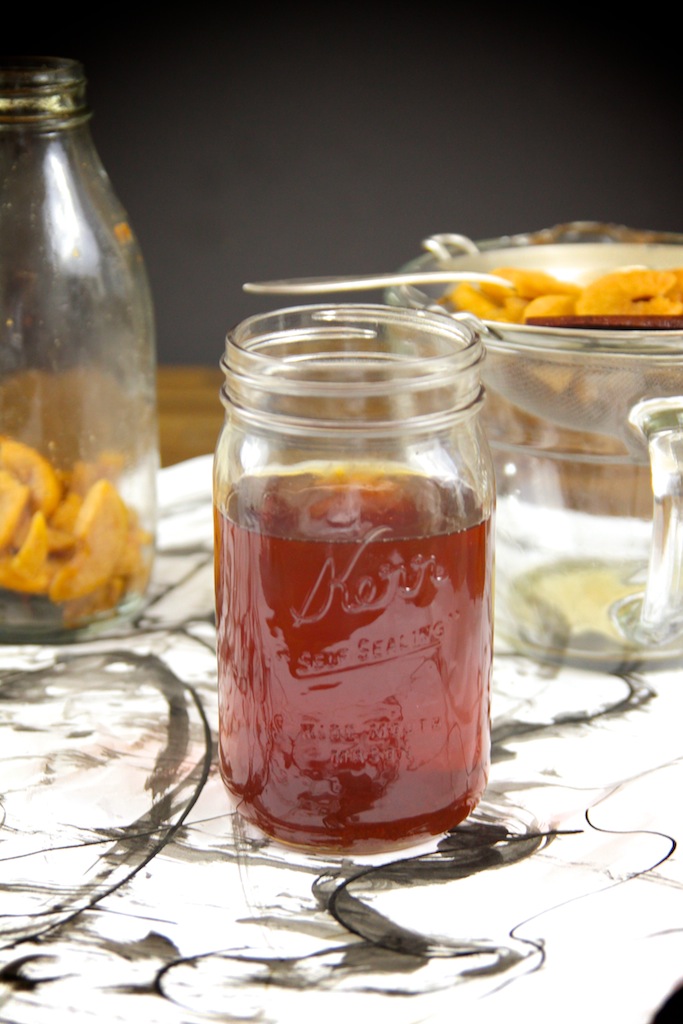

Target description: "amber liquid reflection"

left=215, top=468, right=492, bottom=852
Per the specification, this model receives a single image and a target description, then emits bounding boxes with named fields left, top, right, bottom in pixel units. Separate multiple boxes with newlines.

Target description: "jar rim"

left=221, top=303, right=486, bottom=434
left=225, top=302, right=482, bottom=365
left=0, top=56, right=88, bottom=126
left=0, top=55, right=83, bottom=79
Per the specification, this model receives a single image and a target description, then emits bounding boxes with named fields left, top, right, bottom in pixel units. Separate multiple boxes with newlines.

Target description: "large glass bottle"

left=0, top=56, right=158, bottom=642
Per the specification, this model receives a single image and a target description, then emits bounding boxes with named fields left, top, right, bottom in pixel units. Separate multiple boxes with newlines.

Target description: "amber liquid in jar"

left=215, top=463, right=492, bottom=853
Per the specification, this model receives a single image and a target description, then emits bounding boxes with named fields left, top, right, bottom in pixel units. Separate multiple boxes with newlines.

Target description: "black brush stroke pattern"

left=0, top=456, right=681, bottom=1024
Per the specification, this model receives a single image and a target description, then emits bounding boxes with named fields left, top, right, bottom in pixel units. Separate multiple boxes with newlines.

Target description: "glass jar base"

left=0, top=588, right=148, bottom=646
left=221, top=772, right=488, bottom=856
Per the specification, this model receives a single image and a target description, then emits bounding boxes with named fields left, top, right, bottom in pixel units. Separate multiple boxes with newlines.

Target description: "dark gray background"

left=20, top=8, right=683, bottom=364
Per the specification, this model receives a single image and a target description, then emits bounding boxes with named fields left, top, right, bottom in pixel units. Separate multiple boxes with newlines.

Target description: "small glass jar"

left=0, top=57, right=158, bottom=642
left=214, top=304, right=494, bottom=853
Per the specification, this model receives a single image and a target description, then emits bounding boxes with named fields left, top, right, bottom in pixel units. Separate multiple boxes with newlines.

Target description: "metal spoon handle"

left=243, top=271, right=514, bottom=295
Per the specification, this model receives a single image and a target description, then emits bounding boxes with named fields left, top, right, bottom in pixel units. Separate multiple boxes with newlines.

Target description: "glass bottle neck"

left=0, top=56, right=90, bottom=130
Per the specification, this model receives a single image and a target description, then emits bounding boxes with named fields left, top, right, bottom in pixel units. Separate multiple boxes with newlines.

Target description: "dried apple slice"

left=498, top=295, right=529, bottom=323
left=0, top=558, right=50, bottom=594
left=46, top=525, right=76, bottom=554
left=0, top=511, right=51, bottom=593
left=448, top=282, right=504, bottom=319
left=49, top=491, right=83, bottom=533
left=0, top=437, right=61, bottom=517
left=49, top=479, right=128, bottom=602
left=575, top=269, right=683, bottom=316
left=0, top=469, right=30, bottom=548
left=523, top=294, right=578, bottom=322
left=483, top=267, right=581, bottom=301
left=11, top=509, right=49, bottom=576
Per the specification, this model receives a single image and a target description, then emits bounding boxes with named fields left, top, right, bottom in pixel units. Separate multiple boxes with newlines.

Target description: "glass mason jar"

left=0, top=56, right=158, bottom=643
left=214, top=304, right=495, bottom=853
